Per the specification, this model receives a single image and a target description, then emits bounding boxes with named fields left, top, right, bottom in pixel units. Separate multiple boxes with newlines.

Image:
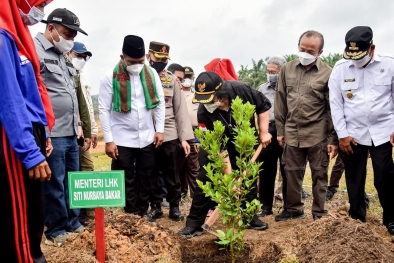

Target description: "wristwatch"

left=78, top=121, right=84, bottom=127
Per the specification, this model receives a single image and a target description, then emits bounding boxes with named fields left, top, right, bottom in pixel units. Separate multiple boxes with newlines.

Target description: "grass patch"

left=303, top=157, right=382, bottom=219
left=91, top=152, right=111, bottom=171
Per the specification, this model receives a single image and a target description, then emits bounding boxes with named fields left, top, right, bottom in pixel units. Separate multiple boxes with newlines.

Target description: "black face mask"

left=150, top=60, right=167, bottom=73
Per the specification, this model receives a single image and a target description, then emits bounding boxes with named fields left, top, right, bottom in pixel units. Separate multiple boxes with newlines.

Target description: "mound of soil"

left=287, top=210, right=394, bottom=263
left=44, top=211, right=181, bottom=263
left=180, top=239, right=282, bottom=263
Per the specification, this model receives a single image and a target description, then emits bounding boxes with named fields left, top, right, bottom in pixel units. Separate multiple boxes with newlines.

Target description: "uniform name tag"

left=163, top=88, right=173, bottom=96
left=344, top=78, right=355, bottom=82
left=44, top=59, right=58, bottom=65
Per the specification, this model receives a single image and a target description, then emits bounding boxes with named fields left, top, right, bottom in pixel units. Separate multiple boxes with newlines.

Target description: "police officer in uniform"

left=147, top=42, right=194, bottom=221
left=179, top=71, right=272, bottom=237
left=329, top=26, right=394, bottom=235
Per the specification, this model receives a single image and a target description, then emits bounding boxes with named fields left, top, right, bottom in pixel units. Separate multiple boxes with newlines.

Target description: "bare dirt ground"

left=42, top=192, right=394, bottom=263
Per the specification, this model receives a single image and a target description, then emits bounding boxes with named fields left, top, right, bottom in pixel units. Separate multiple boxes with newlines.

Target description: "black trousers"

left=111, top=143, right=155, bottom=215
left=259, top=125, right=287, bottom=211
left=151, top=139, right=181, bottom=206
left=340, top=141, right=394, bottom=225
left=186, top=143, right=258, bottom=228
left=0, top=123, right=47, bottom=263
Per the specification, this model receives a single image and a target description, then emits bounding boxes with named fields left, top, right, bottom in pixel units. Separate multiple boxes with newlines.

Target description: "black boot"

left=148, top=203, right=164, bottom=219
left=169, top=205, right=184, bottom=221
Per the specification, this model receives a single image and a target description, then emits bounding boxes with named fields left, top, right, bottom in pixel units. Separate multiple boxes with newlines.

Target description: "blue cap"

left=72, top=42, right=92, bottom=57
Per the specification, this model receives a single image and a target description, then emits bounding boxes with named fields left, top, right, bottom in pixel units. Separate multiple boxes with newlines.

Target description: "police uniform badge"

left=346, top=90, right=354, bottom=99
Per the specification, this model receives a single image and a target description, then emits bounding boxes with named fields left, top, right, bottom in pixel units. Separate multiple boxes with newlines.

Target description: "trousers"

left=340, top=142, right=394, bottom=225
left=179, top=140, right=199, bottom=198
left=112, top=143, right=155, bottom=215
left=0, top=123, right=47, bottom=263
left=283, top=141, right=328, bottom=217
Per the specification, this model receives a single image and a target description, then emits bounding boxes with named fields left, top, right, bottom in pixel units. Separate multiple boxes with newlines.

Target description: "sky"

left=29, top=0, right=394, bottom=95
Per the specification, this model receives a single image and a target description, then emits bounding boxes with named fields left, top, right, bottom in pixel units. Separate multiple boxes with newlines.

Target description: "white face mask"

left=125, top=62, right=144, bottom=76
left=19, top=1, right=45, bottom=26
left=72, top=57, right=86, bottom=71
left=182, top=78, right=193, bottom=88
left=204, top=101, right=221, bottom=113
left=266, top=73, right=279, bottom=84
left=352, top=54, right=372, bottom=68
left=49, top=27, right=74, bottom=54
left=298, top=52, right=317, bottom=66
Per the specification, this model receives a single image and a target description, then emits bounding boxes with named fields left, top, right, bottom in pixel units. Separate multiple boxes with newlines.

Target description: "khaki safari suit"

left=179, top=89, right=200, bottom=198
left=151, top=70, right=194, bottom=206
left=275, top=58, right=338, bottom=217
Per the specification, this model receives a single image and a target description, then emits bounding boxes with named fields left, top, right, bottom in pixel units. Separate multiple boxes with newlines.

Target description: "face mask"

left=72, top=57, right=86, bottom=71
left=352, top=54, right=371, bottom=68
left=204, top=101, right=221, bottom=113
left=125, top=61, right=144, bottom=76
left=182, top=78, right=193, bottom=88
left=298, top=52, right=317, bottom=66
left=267, top=73, right=278, bottom=84
left=19, top=1, right=45, bottom=26
left=149, top=60, right=167, bottom=73
left=49, top=27, right=74, bottom=54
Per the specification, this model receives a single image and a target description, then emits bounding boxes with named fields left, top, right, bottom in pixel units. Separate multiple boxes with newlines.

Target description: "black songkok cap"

left=343, top=26, right=373, bottom=60
left=192, top=72, right=223, bottom=104
left=122, top=35, right=145, bottom=58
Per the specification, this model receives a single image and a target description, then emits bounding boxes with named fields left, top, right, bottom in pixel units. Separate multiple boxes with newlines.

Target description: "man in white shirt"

left=99, top=35, right=165, bottom=220
left=329, top=26, right=394, bottom=235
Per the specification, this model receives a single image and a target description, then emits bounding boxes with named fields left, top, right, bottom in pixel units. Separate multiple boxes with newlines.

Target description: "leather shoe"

left=387, top=222, right=394, bottom=235
left=179, top=226, right=204, bottom=238
left=149, top=204, right=164, bottom=219
left=275, top=210, right=306, bottom=221
left=169, top=206, right=184, bottom=221
left=257, top=209, right=273, bottom=217
left=248, top=215, right=268, bottom=230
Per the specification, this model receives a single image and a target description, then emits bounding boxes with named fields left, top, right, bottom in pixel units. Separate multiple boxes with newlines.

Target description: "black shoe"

left=257, top=209, right=273, bottom=217
left=181, top=192, right=187, bottom=200
left=365, top=194, right=370, bottom=210
left=161, top=198, right=170, bottom=209
left=313, top=215, right=322, bottom=220
left=387, top=222, right=394, bottom=235
left=141, top=213, right=155, bottom=222
left=248, top=215, right=268, bottom=230
left=169, top=206, right=184, bottom=221
left=149, top=204, right=164, bottom=219
left=302, top=189, right=311, bottom=199
left=179, top=226, right=204, bottom=238
left=326, top=189, right=337, bottom=201
left=275, top=210, right=306, bottom=221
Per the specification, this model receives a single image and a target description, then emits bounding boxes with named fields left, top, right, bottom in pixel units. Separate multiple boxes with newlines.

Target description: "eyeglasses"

left=266, top=70, right=279, bottom=74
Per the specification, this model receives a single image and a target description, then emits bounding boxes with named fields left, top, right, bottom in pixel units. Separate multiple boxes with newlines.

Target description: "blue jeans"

left=44, top=136, right=81, bottom=238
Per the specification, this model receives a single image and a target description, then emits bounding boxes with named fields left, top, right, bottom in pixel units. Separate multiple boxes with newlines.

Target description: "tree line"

left=237, top=53, right=343, bottom=88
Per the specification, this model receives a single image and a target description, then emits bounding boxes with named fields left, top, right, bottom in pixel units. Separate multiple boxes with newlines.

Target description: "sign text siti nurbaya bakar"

left=68, top=171, right=125, bottom=208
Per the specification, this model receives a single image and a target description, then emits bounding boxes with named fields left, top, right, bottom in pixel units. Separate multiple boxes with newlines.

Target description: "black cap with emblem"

left=42, top=8, right=87, bottom=36
left=192, top=72, right=223, bottom=104
left=343, top=26, right=373, bottom=60
left=149, top=41, right=171, bottom=59
left=123, top=35, right=145, bottom=58
left=184, top=66, right=194, bottom=76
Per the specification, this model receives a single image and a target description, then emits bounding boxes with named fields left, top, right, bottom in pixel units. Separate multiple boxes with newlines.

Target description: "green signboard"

left=68, top=171, right=125, bottom=209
